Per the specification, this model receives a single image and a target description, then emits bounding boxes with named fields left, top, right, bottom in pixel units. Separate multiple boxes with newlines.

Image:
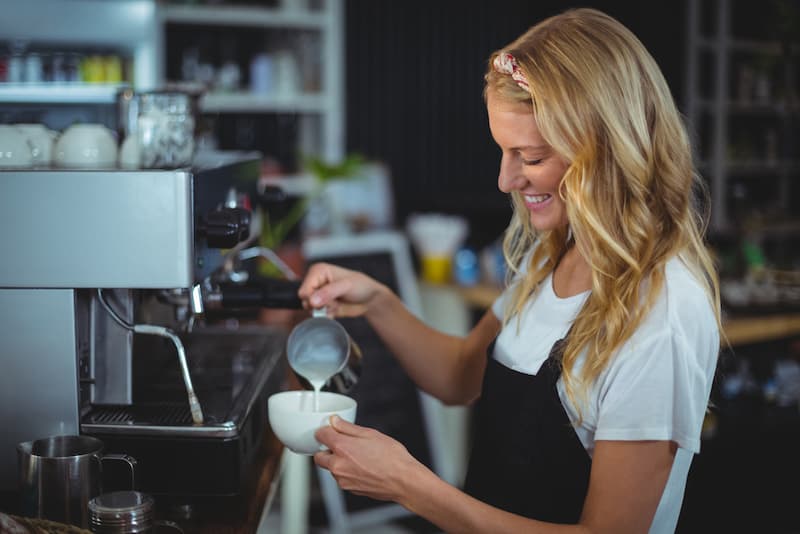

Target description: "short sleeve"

left=593, top=329, right=713, bottom=453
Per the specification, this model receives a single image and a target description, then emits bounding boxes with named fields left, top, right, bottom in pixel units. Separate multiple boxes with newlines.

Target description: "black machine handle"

left=217, top=278, right=303, bottom=310
left=197, top=207, right=251, bottom=249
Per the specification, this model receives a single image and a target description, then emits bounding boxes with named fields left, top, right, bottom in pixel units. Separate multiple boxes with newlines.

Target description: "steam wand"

left=96, top=289, right=204, bottom=425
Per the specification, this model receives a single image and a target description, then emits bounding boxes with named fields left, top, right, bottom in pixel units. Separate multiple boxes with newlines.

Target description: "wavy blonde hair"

left=485, top=8, right=722, bottom=414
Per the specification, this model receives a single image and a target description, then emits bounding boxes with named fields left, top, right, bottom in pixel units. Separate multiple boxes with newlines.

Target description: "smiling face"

left=487, top=90, right=570, bottom=232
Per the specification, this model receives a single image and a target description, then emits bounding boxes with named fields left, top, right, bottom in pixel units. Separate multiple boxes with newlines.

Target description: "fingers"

left=297, top=262, right=335, bottom=301
left=329, top=415, right=371, bottom=437
left=314, top=449, right=334, bottom=470
left=308, top=278, right=354, bottom=309
left=314, top=423, right=339, bottom=446
left=297, top=263, right=350, bottom=309
left=314, top=416, right=370, bottom=457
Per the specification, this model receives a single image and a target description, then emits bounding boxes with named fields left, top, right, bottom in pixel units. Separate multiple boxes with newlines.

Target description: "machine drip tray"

left=85, top=403, right=195, bottom=427
left=81, top=327, right=288, bottom=497
left=83, top=327, right=287, bottom=436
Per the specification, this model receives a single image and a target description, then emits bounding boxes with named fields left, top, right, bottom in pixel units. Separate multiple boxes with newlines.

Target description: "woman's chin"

left=528, top=212, right=567, bottom=233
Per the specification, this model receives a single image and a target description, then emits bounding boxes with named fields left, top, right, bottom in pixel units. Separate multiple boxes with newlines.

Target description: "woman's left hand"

left=314, top=415, right=428, bottom=503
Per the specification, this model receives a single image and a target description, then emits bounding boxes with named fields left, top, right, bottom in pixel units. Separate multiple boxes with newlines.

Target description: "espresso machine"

left=0, top=153, right=301, bottom=502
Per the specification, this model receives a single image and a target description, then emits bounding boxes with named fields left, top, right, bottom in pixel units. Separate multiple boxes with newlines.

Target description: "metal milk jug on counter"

left=17, top=435, right=136, bottom=529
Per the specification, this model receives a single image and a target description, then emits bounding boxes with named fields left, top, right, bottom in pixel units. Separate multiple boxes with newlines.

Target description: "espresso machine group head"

left=0, top=153, right=300, bottom=499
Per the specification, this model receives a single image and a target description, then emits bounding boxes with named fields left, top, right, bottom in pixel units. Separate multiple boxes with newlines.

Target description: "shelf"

left=0, top=83, right=128, bottom=105
left=162, top=0, right=344, bottom=161
left=723, top=313, right=800, bottom=346
left=159, top=4, right=327, bottom=29
left=199, top=91, right=327, bottom=113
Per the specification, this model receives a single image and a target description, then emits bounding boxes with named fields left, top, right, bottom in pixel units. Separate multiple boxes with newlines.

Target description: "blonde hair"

left=485, top=8, right=722, bottom=415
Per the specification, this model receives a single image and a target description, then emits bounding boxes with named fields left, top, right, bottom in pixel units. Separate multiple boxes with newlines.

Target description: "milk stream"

left=309, top=379, right=324, bottom=412
left=293, top=346, right=344, bottom=412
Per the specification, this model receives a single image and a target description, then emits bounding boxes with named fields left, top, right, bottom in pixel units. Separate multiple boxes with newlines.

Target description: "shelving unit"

left=199, top=91, right=327, bottom=113
left=0, top=0, right=159, bottom=92
left=159, top=3, right=329, bottom=29
left=0, top=84, right=130, bottom=105
left=685, top=0, right=799, bottom=233
left=0, top=0, right=344, bottom=166
left=158, top=0, right=345, bottom=164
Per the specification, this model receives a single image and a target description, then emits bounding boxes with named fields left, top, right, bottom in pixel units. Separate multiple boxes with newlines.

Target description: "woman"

left=298, top=8, right=721, bottom=533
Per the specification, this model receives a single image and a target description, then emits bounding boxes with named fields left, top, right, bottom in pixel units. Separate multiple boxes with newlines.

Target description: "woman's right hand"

left=298, top=262, right=386, bottom=318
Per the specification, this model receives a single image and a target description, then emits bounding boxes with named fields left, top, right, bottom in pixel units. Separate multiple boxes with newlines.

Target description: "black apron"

left=463, top=335, right=591, bottom=524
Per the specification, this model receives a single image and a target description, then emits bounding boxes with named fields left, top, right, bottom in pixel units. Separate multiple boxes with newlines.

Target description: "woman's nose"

left=497, top=158, right=525, bottom=193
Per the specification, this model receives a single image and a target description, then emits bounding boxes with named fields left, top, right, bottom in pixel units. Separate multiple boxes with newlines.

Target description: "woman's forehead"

left=488, top=94, right=546, bottom=146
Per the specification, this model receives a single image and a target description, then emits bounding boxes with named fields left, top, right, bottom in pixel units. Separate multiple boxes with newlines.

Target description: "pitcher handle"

left=101, top=453, right=137, bottom=491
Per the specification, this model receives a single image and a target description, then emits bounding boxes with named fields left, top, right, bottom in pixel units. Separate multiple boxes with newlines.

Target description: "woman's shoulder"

left=630, top=257, right=719, bottom=353
left=662, top=256, right=716, bottom=320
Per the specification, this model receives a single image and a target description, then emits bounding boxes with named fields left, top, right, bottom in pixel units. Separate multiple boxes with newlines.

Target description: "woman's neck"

left=552, top=245, right=592, bottom=298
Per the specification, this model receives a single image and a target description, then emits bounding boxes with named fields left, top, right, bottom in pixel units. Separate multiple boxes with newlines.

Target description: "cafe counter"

left=451, top=282, right=800, bottom=347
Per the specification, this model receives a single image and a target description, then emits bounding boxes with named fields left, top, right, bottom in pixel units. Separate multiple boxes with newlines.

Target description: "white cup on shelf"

left=54, top=124, right=118, bottom=169
left=118, top=134, right=141, bottom=170
left=0, top=125, right=34, bottom=169
left=15, top=123, right=55, bottom=167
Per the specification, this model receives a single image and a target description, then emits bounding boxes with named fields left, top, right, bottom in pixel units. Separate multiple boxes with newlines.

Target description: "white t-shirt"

left=490, top=257, right=719, bottom=534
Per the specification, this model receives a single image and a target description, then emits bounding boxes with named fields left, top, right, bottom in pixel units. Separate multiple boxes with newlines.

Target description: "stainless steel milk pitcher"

left=287, top=308, right=362, bottom=394
left=17, top=435, right=136, bottom=528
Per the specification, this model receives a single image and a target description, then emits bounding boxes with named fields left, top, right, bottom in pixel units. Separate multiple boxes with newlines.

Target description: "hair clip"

left=493, top=52, right=530, bottom=92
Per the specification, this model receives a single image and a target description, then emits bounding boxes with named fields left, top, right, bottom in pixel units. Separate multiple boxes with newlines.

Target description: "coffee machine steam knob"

left=197, top=207, right=251, bottom=248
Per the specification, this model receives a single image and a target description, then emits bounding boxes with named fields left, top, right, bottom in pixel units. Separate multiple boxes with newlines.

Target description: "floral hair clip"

left=492, top=52, right=530, bottom=92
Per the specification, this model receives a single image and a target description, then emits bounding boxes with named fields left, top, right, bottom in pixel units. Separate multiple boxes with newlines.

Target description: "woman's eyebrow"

left=511, top=144, right=550, bottom=152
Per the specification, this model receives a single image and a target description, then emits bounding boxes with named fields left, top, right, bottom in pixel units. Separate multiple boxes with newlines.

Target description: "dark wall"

left=345, top=1, right=687, bottom=248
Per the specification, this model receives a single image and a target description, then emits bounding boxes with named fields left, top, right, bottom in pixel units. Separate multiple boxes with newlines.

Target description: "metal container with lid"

left=88, top=491, right=155, bottom=534
left=137, top=91, right=196, bottom=169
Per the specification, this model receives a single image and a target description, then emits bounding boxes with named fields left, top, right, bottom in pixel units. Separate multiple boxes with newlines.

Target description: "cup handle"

left=101, top=453, right=137, bottom=491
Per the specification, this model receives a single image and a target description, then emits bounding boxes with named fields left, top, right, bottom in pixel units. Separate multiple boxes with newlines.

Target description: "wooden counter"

left=451, top=282, right=800, bottom=347
left=722, top=313, right=800, bottom=347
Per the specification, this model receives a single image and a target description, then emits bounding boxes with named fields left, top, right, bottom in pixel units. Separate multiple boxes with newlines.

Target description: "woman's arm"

left=365, top=288, right=500, bottom=405
left=316, top=418, right=676, bottom=534
left=299, top=262, right=500, bottom=404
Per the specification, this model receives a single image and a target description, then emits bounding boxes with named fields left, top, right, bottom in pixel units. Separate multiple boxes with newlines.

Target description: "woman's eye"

left=523, top=158, right=543, bottom=166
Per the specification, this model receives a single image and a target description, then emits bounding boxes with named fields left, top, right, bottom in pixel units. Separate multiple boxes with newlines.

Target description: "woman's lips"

left=523, top=193, right=553, bottom=211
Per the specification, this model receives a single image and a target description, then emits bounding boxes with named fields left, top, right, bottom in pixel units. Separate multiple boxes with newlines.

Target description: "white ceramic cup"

left=0, top=125, right=34, bottom=169
left=268, top=391, right=357, bottom=455
left=118, top=135, right=141, bottom=169
left=15, top=123, right=55, bottom=167
left=54, top=123, right=118, bottom=169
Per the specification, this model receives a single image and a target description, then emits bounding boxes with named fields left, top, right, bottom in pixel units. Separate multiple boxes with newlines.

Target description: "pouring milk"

left=286, top=308, right=351, bottom=411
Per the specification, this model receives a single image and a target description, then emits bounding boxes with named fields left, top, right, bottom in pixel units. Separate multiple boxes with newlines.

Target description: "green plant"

left=302, top=153, right=366, bottom=183
left=258, top=153, right=366, bottom=255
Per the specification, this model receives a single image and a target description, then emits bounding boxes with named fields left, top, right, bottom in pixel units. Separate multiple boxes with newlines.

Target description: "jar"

left=137, top=91, right=196, bottom=169
left=88, top=491, right=155, bottom=533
